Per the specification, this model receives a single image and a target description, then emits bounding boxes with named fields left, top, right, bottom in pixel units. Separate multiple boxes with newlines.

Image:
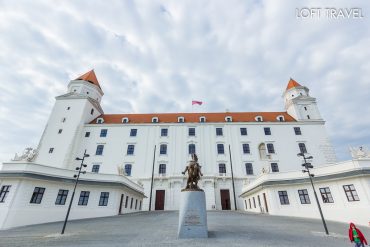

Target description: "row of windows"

left=84, top=127, right=303, bottom=138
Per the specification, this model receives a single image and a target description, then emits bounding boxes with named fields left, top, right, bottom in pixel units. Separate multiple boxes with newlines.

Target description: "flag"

left=192, top=100, right=203, bottom=105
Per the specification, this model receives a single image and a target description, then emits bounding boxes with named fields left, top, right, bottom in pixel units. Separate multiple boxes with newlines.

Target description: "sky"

left=0, top=0, right=369, bottom=162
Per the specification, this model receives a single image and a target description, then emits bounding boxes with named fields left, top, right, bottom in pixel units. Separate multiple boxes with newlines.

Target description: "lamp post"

left=298, top=152, right=329, bottom=235
left=61, top=149, right=89, bottom=234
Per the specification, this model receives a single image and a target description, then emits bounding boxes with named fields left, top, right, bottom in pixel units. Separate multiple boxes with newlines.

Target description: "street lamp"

left=298, top=152, right=329, bottom=235
left=61, top=149, right=90, bottom=234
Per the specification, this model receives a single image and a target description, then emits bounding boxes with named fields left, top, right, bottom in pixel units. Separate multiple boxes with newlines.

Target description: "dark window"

left=159, top=164, right=166, bottom=174
left=299, top=143, right=307, bottom=153
left=343, top=184, right=360, bottom=202
left=58, top=129, right=63, bottom=134
left=188, top=144, right=196, bottom=154
left=278, top=191, right=289, bottom=205
left=217, top=144, right=224, bottom=154
left=78, top=191, right=90, bottom=206
left=267, top=143, right=275, bottom=154
left=216, top=128, right=223, bottom=136
left=307, top=115, right=310, bottom=119
left=226, top=117, right=232, bottom=122
left=67, top=106, right=70, bottom=110
left=127, top=145, right=135, bottom=155
left=271, top=163, right=279, bottom=172
left=96, top=145, right=104, bottom=155
left=135, top=199, right=138, bottom=209
left=49, top=148, right=54, bottom=153
left=256, top=117, right=262, bottom=122
left=130, top=198, right=133, bottom=209
left=160, top=144, right=167, bottom=155
left=125, top=196, right=129, bottom=208
left=178, top=117, right=184, bottom=123
left=97, top=118, right=103, bottom=124
left=99, top=192, right=109, bottom=206
left=242, top=144, right=250, bottom=154
left=319, top=187, right=334, bottom=203
left=248, top=198, right=251, bottom=208
left=100, top=129, right=107, bottom=137
left=30, top=187, right=45, bottom=204
left=85, top=132, right=90, bottom=137
left=244, top=200, right=248, bottom=209
left=188, top=128, right=195, bottom=136
left=240, top=128, right=247, bottom=136
left=278, top=116, right=284, bottom=122
left=200, top=117, right=206, bottom=123
left=253, top=197, right=256, bottom=208
left=55, top=189, right=69, bottom=205
left=122, top=118, right=129, bottom=123
left=161, top=128, right=168, bottom=137
left=130, top=129, right=137, bottom=137
left=92, top=164, right=100, bottom=173
left=304, top=106, right=307, bottom=111
left=152, top=117, right=158, bottom=123
left=139, top=201, right=142, bottom=210
left=294, top=127, right=302, bottom=135
left=219, top=163, right=226, bottom=174
left=298, top=189, right=311, bottom=204
left=264, top=127, right=271, bottom=135
left=245, top=163, right=253, bottom=175
left=0, top=185, right=11, bottom=203
left=125, top=164, right=132, bottom=176
left=62, top=117, right=66, bottom=123
left=91, top=109, right=94, bottom=115
left=257, top=195, right=261, bottom=206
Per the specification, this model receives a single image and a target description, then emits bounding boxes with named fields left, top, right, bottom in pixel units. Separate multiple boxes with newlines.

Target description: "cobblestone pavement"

left=0, top=211, right=369, bottom=247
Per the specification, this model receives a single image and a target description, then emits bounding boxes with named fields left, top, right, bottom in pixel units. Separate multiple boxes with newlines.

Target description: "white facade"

left=240, top=158, right=370, bottom=226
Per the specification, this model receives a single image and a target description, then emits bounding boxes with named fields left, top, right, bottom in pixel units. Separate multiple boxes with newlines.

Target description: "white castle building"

left=1, top=70, right=369, bottom=229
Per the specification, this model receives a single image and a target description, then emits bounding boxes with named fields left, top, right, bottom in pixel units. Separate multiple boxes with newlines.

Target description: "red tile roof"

left=75, top=70, right=102, bottom=90
left=90, top=112, right=296, bottom=124
left=286, top=78, right=302, bottom=90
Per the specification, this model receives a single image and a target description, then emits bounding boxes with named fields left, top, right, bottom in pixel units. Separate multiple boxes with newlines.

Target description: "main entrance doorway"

left=155, top=190, right=165, bottom=210
left=220, top=189, right=231, bottom=210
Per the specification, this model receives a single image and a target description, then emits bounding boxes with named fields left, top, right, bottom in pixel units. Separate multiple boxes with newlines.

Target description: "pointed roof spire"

left=286, top=78, right=302, bottom=90
left=75, top=69, right=101, bottom=90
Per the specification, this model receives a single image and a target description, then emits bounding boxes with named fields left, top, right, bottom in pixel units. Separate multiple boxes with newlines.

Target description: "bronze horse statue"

left=182, top=153, right=203, bottom=191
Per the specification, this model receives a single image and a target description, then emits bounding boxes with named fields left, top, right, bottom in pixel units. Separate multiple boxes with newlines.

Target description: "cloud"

left=0, top=0, right=369, bottom=162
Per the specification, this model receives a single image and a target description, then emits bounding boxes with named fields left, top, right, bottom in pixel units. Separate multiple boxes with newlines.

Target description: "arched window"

left=178, top=116, right=184, bottom=123
left=255, top=116, right=263, bottom=122
left=188, top=144, right=196, bottom=154
left=152, top=117, right=159, bottom=123
left=160, top=144, right=167, bottom=155
left=125, top=164, right=132, bottom=176
left=225, top=116, right=232, bottom=122
left=159, top=164, right=166, bottom=174
left=122, top=117, right=129, bottom=123
left=96, top=118, right=104, bottom=124
left=258, top=143, right=267, bottom=160
left=199, top=116, right=206, bottom=123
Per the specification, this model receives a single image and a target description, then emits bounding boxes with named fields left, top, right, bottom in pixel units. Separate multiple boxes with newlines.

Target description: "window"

left=188, top=144, right=196, bottom=154
left=278, top=191, right=289, bottom=205
left=271, top=163, right=279, bottom=172
left=178, top=117, right=184, bottom=123
left=62, top=117, right=66, bottom=123
left=127, top=145, right=135, bottom=155
left=30, top=187, right=45, bottom=204
left=219, top=163, right=226, bottom=174
left=188, top=128, right=195, bottom=136
left=267, top=143, right=275, bottom=154
left=343, top=184, right=360, bottom=202
left=242, top=144, right=250, bottom=154
left=199, top=116, right=206, bottom=123
left=0, top=185, right=11, bottom=203
left=304, top=106, right=307, bottom=111
left=78, top=191, right=90, bottom=206
left=92, top=164, right=100, bottom=173
left=257, top=195, right=261, bottom=206
left=244, top=200, right=248, bottom=209
left=139, top=201, right=142, bottom=210
left=152, top=117, right=158, bottom=123
left=130, top=129, right=137, bottom=137
left=161, top=128, right=168, bottom=137
left=277, top=116, right=284, bottom=122
left=49, top=148, right=54, bottom=153
left=255, top=116, right=263, bottom=122
left=96, top=145, right=104, bottom=155
left=160, top=144, right=167, bottom=155
left=248, top=198, right=251, bottom=209
left=225, top=116, right=232, bottom=122
left=253, top=197, right=256, bottom=208
left=67, top=106, right=70, bottom=110
left=130, top=198, right=133, bottom=209
left=245, top=163, right=253, bottom=175
left=125, top=196, right=129, bottom=208
left=298, top=143, right=307, bottom=153
left=55, top=189, right=69, bottom=205
left=96, top=118, right=104, bottom=124
left=100, top=129, right=108, bottom=137
left=240, top=128, right=247, bottom=136
left=85, top=132, right=90, bottom=137
left=135, top=199, right=138, bottom=209
left=216, top=128, right=223, bottom=136
left=159, top=164, right=166, bottom=174
left=217, top=144, right=225, bottom=154
left=122, top=117, right=129, bottom=123
left=99, top=192, right=109, bottom=206
left=307, top=115, right=310, bottom=119
left=264, top=127, right=271, bottom=135
left=319, top=187, right=334, bottom=203
left=125, top=164, right=132, bottom=176
left=91, top=109, right=94, bottom=115
left=58, top=129, right=63, bottom=134
left=294, top=127, right=302, bottom=135
left=298, top=189, right=311, bottom=204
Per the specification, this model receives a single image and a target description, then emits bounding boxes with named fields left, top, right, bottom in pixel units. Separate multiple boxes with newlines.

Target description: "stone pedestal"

left=178, top=191, right=208, bottom=239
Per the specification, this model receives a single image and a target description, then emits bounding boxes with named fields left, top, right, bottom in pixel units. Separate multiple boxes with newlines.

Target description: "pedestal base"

left=177, top=191, right=208, bottom=239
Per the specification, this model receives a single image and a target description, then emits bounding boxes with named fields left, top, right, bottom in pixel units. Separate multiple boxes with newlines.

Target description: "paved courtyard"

left=0, top=211, right=369, bottom=247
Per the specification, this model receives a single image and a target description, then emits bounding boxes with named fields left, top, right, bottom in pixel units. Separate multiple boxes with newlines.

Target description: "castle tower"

left=34, top=70, right=104, bottom=168
left=283, top=78, right=322, bottom=121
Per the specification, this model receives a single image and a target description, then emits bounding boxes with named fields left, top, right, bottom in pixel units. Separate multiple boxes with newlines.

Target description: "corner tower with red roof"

left=283, top=78, right=322, bottom=121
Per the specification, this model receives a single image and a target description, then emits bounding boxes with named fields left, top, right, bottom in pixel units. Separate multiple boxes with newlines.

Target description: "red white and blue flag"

left=192, top=100, right=203, bottom=105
